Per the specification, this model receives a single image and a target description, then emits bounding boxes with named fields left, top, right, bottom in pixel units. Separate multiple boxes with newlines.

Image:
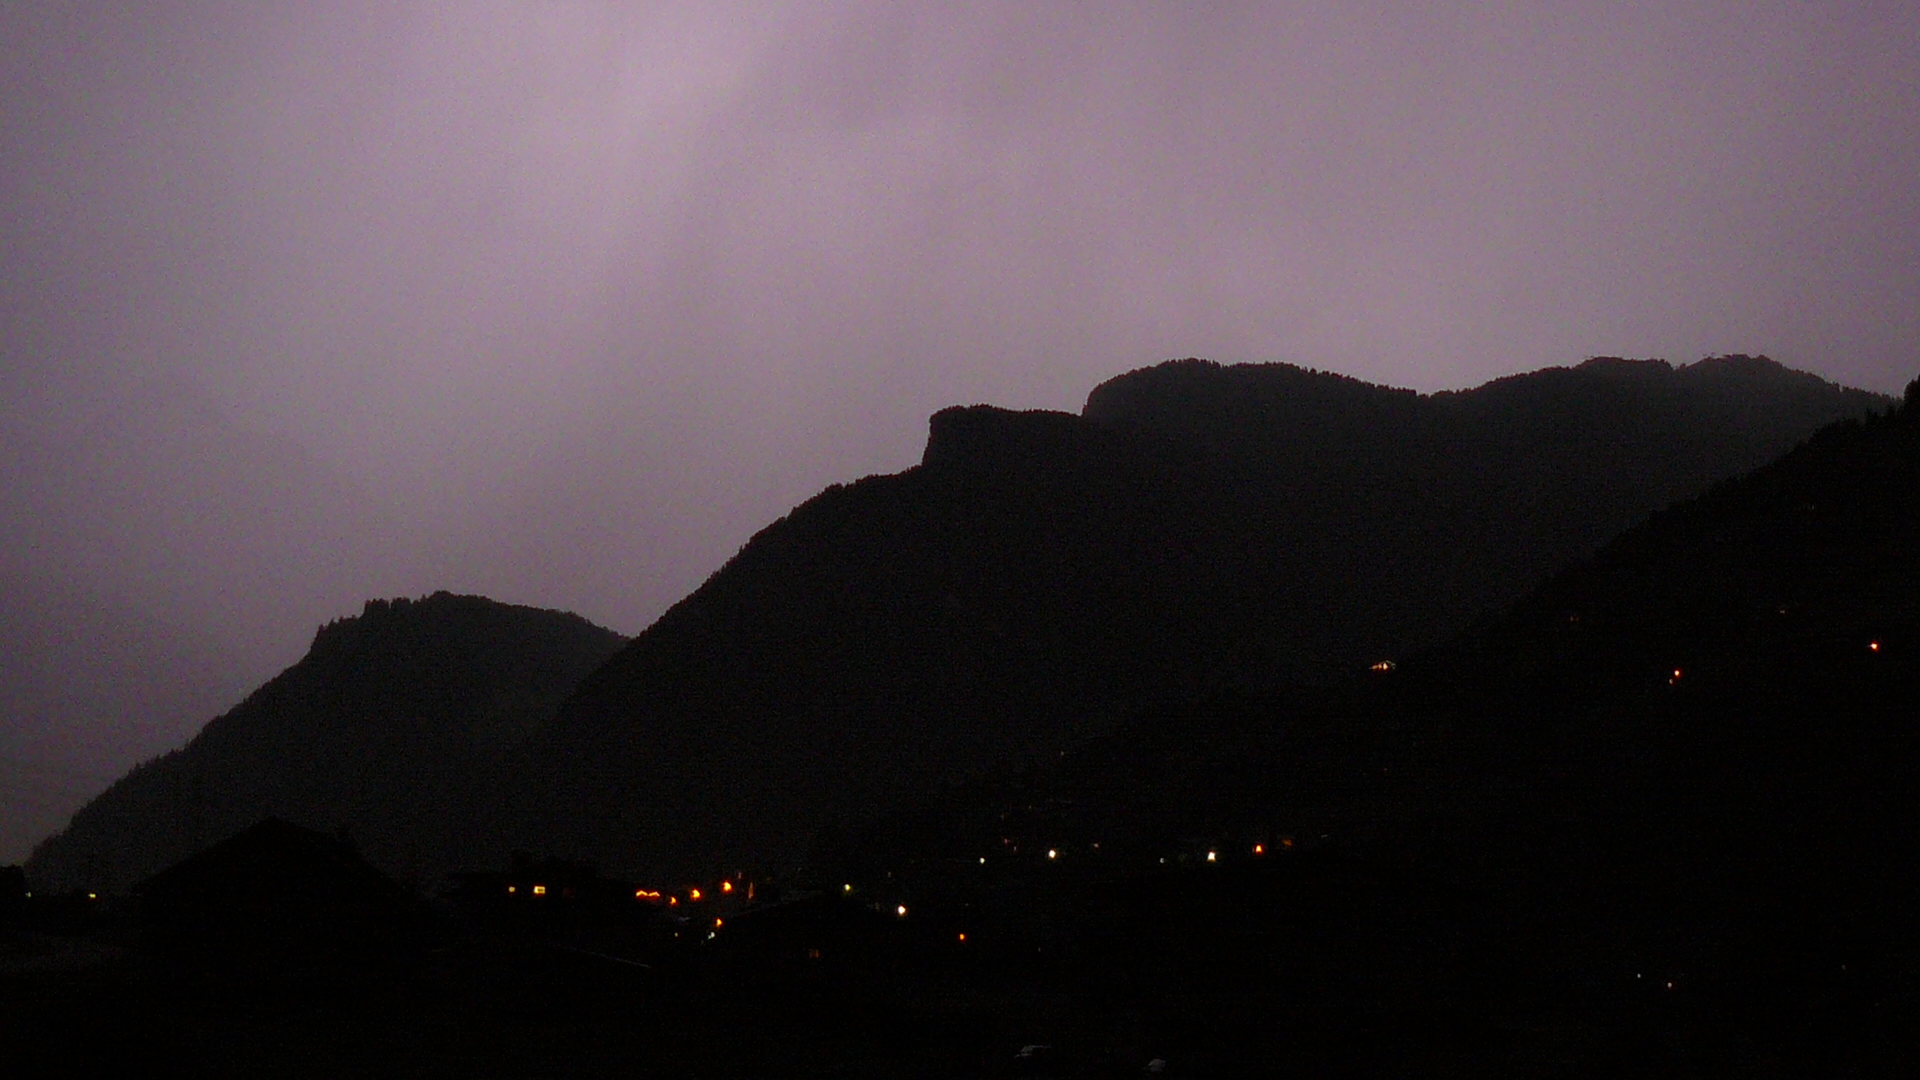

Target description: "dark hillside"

left=883, top=376, right=1919, bottom=881
left=838, top=379, right=1920, bottom=1070
left=1083, top=354, right=1892, bottom=664
left=26, top=593, right=624, bottom=892
left=507, top=356, right=1887, bottom=882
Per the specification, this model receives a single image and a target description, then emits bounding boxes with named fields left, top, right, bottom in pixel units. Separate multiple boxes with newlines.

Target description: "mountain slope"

left=866, top=375, right=1920, bottom=908
left=505, top=355, right=1888, bottom=881
left=25, top=592, right=625, bottom=892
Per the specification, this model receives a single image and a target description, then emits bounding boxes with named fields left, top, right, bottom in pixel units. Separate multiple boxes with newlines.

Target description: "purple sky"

left=3, top=2, right=1918, bottom=858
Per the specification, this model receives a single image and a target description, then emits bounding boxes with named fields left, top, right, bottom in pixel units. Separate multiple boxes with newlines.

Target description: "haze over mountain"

left=0, top=372, right=421, bottom=863
left=26, top=593, right=623, bottom=891
left=502, top=356, right=1886, bottom=882
left=0, top=575, right=251, bottom=869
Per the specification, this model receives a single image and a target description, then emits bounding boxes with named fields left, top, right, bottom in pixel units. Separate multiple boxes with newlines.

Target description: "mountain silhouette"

left=501, top=355, right=1888, bottom=881
left=857, top=375, right=1920, bottom=927
left=799, top=379, right=1920, bottom=1072
left=25, top=592, right=624, bottom=892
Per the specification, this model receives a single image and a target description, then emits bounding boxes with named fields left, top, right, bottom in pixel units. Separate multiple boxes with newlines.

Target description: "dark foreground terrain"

left=4, top=835, right=1913, bottom=1078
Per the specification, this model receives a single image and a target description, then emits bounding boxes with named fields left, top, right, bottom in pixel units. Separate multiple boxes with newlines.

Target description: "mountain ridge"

left=498, top=355, right=1890, bottom=882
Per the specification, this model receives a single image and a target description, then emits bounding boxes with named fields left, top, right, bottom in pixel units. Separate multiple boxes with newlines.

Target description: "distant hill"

left=502, top=355, right=1889, bottom=882
left=25, top=593, right=624, bottom=892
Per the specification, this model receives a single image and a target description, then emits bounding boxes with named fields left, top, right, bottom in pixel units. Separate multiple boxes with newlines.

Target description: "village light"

left=689, top=888, right=702, bottom=901
left=896, top=904, right=908, bottom=917
left=532, top=884, right=546, bottom=896
left=1870, top=641, right=1882, bottom=652
left=507, top=885, right=516, bottom=894
left=957, top=932, right=966, bottom=942
left=1047, top=849, right=1057, bottom=860
left=843, top=883, right=853, bottom=894
left=1206, top=851, right=1217, bottom=863
left=721, top=880, right=733, bottom=893
left=1253, top=844, right=1265, bottom=856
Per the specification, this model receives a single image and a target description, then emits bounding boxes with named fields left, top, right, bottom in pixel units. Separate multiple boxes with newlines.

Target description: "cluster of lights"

left=627, top=876, right=751, bottom=906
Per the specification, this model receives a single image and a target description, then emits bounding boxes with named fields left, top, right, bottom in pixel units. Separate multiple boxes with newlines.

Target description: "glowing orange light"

left=1253, top=844, right=1265, bottom=855
left=532, top=884, right=547, bottom=896
left=689, top=888, right=702, bottom=901
left=1370, top=660, right=1395, bottom=673
left=957, top=932, right=967, bottom=942
left=507, top=885, right=517, bottom=894
left=669, top=896, right=678, bottom=906
left=721, top=880, right=733, bottom=893
left=1281, top=837, right=1294, bottom=849
left=1047, top=849, right=1057, bottom=860
left=1870, top=641, right=1881, bottom=652
left=635, top=889, right=661, bottom=900
left=714, top=918, right=723, bottom=928
left=896, top=904, right=908, bottom=917
left=1206, top=851, right=1217, bottom=863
